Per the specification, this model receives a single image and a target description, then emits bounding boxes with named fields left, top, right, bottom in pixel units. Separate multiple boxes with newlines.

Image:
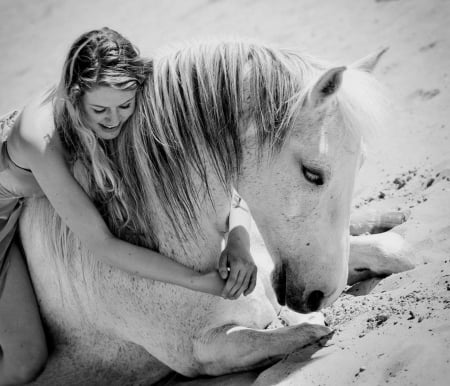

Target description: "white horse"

left=21, top=40, right=413, bottom=384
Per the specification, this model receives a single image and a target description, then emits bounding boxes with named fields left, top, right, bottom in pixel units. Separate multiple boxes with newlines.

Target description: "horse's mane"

left=23, top=39, right=388, bottom=274
left=115, top=39, right=387, bottom=243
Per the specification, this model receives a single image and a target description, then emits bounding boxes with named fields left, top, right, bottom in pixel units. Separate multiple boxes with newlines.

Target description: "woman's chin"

left=97, top=124, right=122, bottom=139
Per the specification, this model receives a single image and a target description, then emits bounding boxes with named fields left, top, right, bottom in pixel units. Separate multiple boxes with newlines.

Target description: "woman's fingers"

left=244, top=269, right=257, bottom=296
left=234, top=271, right=252, bottom=299
left=220, top=258, right=258, bottom=299
left=221, top=267, right=241, bottom=298
left=222, top=268, right=255, bottom=299
left=218, top=252, right=230, bottom=279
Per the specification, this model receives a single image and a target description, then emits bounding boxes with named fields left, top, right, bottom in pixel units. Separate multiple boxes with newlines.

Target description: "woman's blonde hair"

left=49, top=27, right=152, bottom=239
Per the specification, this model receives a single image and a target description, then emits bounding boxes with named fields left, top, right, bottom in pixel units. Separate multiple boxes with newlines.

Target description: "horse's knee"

left=192, top=324, right=237, bottom=376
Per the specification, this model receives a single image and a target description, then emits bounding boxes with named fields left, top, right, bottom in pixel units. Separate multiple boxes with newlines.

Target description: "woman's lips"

left=100, top=123, right=120, bottom=130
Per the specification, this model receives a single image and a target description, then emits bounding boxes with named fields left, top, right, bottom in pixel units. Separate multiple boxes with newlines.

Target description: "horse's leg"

left=349, top=208, right=410, bottom=236
left=193, top=322, right=331, bottom=376
left=29, top=334, right=173, bottom=385
left=347, top=207, right=415, bottom=284
left=348, top=231, right=415, bottom=285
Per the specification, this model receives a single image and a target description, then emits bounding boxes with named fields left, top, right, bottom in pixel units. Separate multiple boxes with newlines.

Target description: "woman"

left=0, top=27, right=256, bottom=384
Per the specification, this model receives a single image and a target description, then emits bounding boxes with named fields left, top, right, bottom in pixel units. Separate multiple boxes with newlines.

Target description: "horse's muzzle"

left=271, top=263, right=327, bottom=313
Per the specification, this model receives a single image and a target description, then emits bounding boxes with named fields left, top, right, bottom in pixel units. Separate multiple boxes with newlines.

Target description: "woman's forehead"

left=83, top=86, right=136, bottom=107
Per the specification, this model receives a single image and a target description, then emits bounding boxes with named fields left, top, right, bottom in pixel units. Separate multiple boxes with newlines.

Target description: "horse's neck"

left=149, top=169, right=232, bottom=271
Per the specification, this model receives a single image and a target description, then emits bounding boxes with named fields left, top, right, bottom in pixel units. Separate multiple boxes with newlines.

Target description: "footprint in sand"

left=409, top=88, right=440, bottom=101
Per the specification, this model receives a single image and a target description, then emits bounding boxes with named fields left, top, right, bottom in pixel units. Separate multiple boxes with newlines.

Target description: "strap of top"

left=0, top=110, right=32, bottom=174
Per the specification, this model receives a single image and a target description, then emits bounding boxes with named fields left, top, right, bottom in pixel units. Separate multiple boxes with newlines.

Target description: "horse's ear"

left=350, top=47, right=389, bottom=73
left=306, top=67, right=346, bottom=108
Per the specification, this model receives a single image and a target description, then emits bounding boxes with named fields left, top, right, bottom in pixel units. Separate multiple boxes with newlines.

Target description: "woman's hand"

left=191, top=270, right=226, bottom=297
left=218, top=226, right=257, bottom=299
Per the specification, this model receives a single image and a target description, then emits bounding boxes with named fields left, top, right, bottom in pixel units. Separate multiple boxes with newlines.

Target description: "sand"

left=1, top=0, right=449, bottom=385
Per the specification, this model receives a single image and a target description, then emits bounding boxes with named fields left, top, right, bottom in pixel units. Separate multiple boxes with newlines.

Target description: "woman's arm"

left=218, top=189, right=257, bottom=299
left=15, top=102, right=225, bottom=296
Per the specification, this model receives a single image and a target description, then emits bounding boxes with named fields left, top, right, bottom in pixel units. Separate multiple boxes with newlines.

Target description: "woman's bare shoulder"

left=18, top=93, right=57, bottom=148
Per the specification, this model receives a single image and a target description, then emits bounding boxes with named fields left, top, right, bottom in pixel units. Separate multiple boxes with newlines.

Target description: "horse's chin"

left=284, top=293, right=311, bottom=314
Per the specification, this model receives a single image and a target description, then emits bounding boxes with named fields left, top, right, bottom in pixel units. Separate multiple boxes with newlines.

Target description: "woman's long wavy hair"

left=47, top=27, right=152, bottom=241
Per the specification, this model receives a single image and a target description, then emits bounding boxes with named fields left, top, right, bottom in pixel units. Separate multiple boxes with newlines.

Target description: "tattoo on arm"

left=43, top=134, right=51, bottom=144
left=231, top=192, right=249, bottom=212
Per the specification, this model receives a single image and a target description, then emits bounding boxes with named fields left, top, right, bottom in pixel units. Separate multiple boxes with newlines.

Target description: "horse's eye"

left=302, top=164, right=324, bottom=186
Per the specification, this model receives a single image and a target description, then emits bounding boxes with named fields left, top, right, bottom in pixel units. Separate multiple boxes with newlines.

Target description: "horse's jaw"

left=262, top=226, right=350, bottom=314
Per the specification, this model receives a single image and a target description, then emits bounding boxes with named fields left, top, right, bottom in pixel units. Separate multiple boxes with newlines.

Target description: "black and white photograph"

left=0, top=1, right=449, bottom=385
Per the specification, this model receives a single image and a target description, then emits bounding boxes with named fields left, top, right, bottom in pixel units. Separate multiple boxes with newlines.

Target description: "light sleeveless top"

left=0, top=110, right=43, bottom=296
left=0, top=110, right=43, bottom=198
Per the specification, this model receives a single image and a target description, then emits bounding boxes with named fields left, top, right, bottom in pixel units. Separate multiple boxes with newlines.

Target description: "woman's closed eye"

left=92, top=104, right=130, bottom=114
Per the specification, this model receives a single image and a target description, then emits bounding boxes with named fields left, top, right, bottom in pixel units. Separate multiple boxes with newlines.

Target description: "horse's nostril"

left=307, top=290, right=324, bottom=311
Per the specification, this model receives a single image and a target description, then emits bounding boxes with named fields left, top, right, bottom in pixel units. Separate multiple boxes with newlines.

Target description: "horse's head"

left=235, top=49, right=388, bottom=313
left=119, top=41, right=388, bottom=313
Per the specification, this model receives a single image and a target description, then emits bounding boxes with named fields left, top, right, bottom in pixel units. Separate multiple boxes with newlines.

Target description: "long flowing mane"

left=115, top=39, right=386, bottom=244
left=117, top=40, right=312, bottom=241
left=30, top=38, right=387, bottom=268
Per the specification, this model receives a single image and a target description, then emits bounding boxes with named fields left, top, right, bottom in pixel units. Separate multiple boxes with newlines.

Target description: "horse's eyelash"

left=302, top=165, right=324, bottom=186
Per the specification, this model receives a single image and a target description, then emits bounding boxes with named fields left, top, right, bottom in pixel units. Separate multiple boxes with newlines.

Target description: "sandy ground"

left=1, top=0, right=449, bottom=385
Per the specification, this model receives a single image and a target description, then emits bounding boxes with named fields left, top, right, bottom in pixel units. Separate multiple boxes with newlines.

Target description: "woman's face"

left=82, top=86, right=137, bottom=140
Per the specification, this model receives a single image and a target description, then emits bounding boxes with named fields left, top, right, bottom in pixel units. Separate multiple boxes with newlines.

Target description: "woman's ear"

left=305, top=67, right=346, bottom=108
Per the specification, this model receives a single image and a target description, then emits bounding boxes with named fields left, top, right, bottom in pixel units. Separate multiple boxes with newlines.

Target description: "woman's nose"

left=105, top=109, right=120, bottom=125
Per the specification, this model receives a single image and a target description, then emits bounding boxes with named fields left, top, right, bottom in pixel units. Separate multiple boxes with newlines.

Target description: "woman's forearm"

left=95, top=237, right=224, bottom=296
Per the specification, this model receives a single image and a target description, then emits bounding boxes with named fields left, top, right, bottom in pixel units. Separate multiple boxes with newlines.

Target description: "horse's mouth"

left=271, top=263, right=313, bottom=313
